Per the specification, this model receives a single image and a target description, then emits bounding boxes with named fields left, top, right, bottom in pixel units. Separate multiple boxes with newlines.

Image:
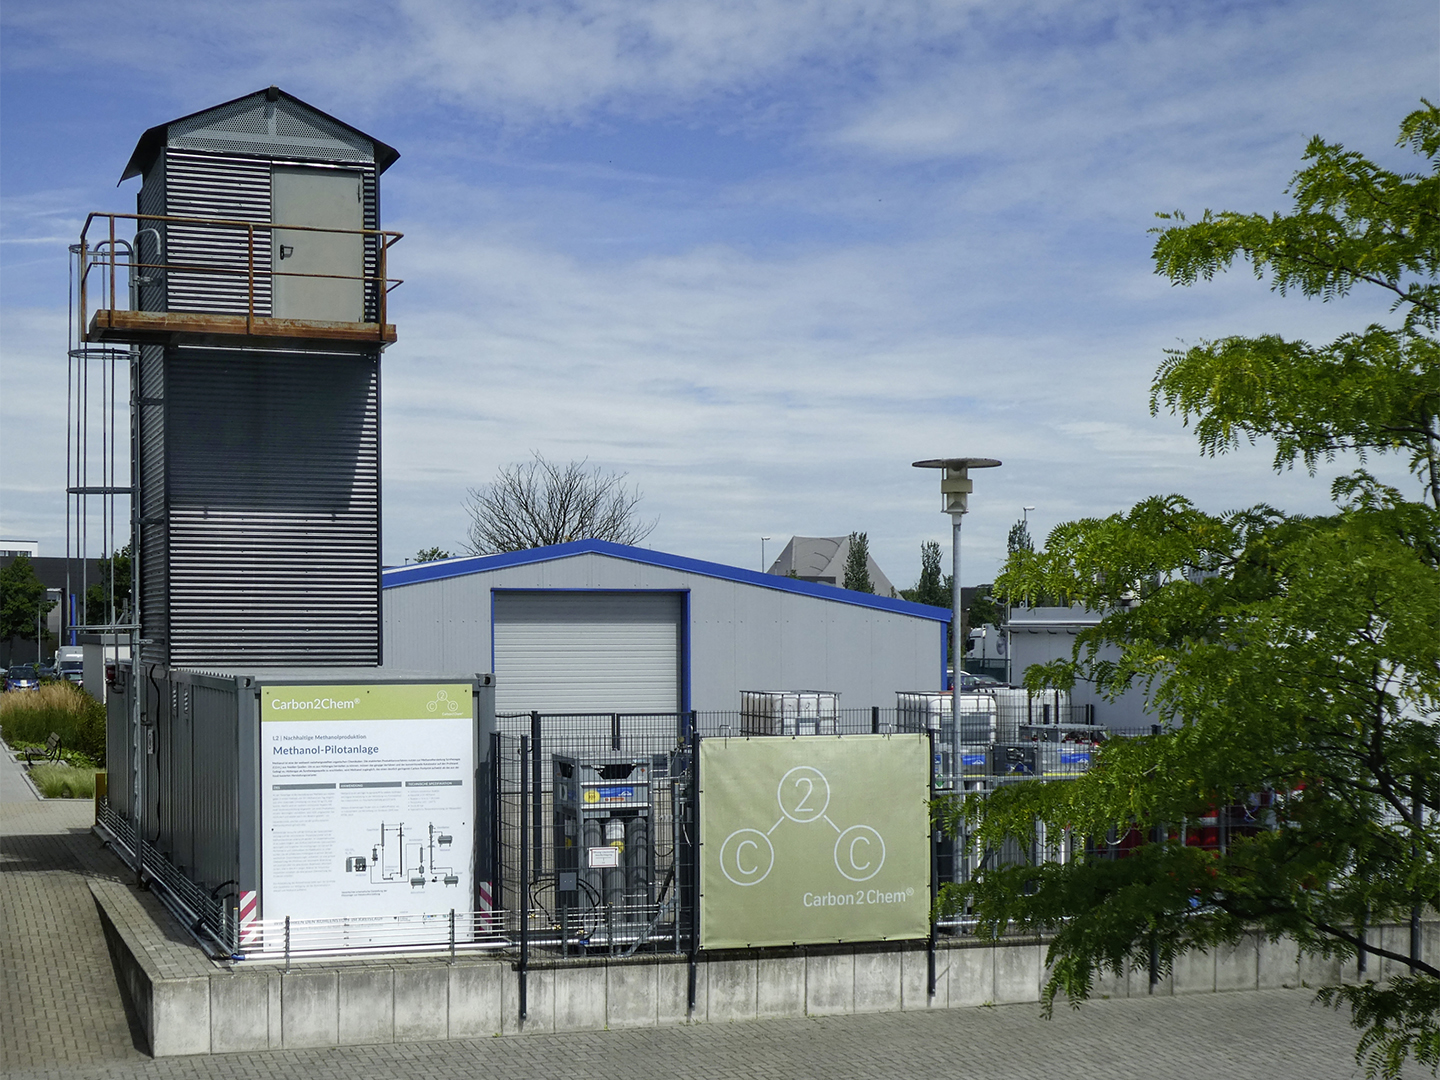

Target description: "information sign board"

left=259, top=683, right=474, bottom=946
left=699, top=734, right=930, bottom=949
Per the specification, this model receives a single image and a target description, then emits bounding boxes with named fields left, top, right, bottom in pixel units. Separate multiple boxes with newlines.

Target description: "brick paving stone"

left=1, top=787, right=145, bottom=1073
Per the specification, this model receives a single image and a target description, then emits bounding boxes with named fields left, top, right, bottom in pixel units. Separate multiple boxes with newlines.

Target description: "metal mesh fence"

left=96, top=706, right=1274, bottom=961
left=492, top=712, right=694, bottom=957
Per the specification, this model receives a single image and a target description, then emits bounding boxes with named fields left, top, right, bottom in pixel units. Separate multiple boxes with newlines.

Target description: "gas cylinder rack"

left=552, top=754, right=658, bottom=946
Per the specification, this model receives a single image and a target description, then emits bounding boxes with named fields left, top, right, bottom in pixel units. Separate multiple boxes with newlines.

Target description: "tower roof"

left=121, top=86, right=400, bottom=182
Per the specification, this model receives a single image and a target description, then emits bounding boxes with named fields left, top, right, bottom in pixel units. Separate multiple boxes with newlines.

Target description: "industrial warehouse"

left=380, top=539, right=949, bottom=714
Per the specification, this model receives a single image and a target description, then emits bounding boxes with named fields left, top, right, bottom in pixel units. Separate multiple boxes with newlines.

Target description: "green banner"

left=261, top=683, right=472, bottom=722
left=699, top=734, right=931, bottom=949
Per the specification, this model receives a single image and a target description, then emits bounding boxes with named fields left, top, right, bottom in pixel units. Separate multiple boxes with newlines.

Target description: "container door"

left=271, top=166, right=363, bottom=322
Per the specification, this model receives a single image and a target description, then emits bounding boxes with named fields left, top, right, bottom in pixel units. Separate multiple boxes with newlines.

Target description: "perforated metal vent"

left=171, top=96, right=269, bottom=136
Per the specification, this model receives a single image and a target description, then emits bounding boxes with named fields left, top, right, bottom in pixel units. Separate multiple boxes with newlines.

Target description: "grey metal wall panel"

left=189, top=677, right=240, bottom=888
left=167, top=93, right=376, bottom=166
left=163, top=150, right=274, bottom=316
left=105, top=683, right=134, bottom=818
left=162, top=347, right=380, bottom=665
left=382, top=552, right=944, bottom=710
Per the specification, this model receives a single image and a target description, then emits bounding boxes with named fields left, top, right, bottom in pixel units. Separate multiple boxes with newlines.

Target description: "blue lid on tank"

left=120, top=86, right=400, bottom=182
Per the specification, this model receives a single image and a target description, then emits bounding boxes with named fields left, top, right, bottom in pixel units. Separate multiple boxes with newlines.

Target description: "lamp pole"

left=1008, top=507, right=1034, bottom=685
left=913, top=458, right=1001, bottom=716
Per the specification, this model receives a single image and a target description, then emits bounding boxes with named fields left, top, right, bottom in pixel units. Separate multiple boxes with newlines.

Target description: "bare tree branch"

left=463, top=454, right=658, bottom=554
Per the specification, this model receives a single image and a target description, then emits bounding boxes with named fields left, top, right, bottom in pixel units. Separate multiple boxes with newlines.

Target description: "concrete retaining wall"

left=92, top=882, right=1437, bottom=1057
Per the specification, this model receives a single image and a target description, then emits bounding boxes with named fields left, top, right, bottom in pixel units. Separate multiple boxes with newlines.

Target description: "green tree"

left=413, top=547, right=454, bottom=563
left=942, top=104, right=1440, bottom=1079
left=841, top=532, right=874, bottom=593
left=0, top=555, right=56, bottom=651
left=84, top=545, right=131, bottom=627
left=965, top=585, right=1001, bottom=630
left=1007, top=518, right=1033, bottom=556
left=900, top=540, right=949, bottom=607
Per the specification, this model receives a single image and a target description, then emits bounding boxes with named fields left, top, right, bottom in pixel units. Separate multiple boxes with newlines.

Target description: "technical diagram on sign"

left=345, top=821, right=460, bottom=888
left=718, top=765, right=886, bottom=887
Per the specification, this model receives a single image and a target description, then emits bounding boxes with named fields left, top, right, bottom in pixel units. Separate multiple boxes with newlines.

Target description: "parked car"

left=4, top=664, right=40, bottom=692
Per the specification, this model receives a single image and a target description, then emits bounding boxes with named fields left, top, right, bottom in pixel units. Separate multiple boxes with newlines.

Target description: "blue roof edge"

left=382, top=539, right=950, bottom=623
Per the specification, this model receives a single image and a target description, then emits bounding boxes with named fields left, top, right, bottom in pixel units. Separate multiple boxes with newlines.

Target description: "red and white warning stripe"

left=477, top=880, right=494, bottom=931
left=238, top=890, right=261, bottom=948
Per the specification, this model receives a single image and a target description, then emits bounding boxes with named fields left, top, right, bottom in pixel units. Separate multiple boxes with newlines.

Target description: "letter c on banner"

left=834, top=825, right=886, bottom=882
left=719, top=828, right=774, bottom=886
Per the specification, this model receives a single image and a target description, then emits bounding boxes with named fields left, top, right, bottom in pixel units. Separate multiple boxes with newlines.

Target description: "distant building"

left=1004, top=605, right=1153, bottom=730
left=765, top=535, right=894, bottom=596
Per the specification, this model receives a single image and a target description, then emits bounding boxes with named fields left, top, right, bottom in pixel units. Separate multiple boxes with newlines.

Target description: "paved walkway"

left=0, top=761, right=1421, bottom=1080
left=1, top=741, right=142, bottom=1075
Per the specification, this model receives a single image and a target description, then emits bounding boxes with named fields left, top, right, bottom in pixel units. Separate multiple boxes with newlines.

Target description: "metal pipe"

left=519, top=735, right=529, bottom=1022
left=530, top=712, right=543, bottom=878
left=928, top=727, right=938, bottom=998
left=687, top=733, right=699, bottom=1012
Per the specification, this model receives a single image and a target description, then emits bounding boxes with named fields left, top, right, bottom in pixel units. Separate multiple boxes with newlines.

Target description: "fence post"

left=519, top=735, right=529, bottom=1022
left=611, top=713, right=621, bottom=752
left=491, top=731, right=503, bottom=915
left=927, top=728, right=938, bottom=998
left=284, top=916, right=291, bottom=973
left=687, top=732, right=700, bottom=1012
left=872, top=705, right=880, bottom=734
left=449, top=908, right=456, bottom=965
left=530, top=712, right=543, bottom=881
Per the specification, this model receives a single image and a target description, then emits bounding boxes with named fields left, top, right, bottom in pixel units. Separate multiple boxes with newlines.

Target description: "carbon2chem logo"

left=718, top=765, right=886, bottom=887
left=426, top=689, right=463, bottom=715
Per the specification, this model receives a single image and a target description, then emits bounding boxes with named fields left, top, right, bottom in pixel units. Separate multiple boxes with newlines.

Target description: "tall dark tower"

left=83, top=87, right=400, bottom=666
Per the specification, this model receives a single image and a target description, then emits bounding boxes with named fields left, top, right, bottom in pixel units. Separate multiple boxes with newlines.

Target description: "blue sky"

left=2, top=1, right=1436, bottom=587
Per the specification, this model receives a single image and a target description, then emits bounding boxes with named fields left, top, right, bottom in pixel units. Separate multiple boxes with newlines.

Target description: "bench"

left=26, top=732, right=62, bottom=765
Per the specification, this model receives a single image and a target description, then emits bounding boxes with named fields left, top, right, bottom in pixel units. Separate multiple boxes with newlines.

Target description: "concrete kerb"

left=89, top=881, right=1439, bottom=1058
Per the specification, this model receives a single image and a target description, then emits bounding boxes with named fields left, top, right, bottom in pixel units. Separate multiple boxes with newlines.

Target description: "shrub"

left=28, top=763, right=98, bottom=799
left=0, top=682, right=106, bottom=762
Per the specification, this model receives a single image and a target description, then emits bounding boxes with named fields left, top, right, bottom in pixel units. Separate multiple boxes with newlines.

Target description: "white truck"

left=55, top=645, right=84, bottom=685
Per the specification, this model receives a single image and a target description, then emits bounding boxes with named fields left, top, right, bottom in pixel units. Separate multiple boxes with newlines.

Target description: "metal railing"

left=248, top=909, right=510, bottom=967
left=77, top=211, right=403, bottom=340
left=97, top=798, right=239, bottom=953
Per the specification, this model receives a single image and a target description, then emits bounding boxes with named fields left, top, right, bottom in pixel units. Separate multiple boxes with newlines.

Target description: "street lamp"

left=761, top=536, right=771, bottom=573
left=912, top=458, right=1001, bottom=713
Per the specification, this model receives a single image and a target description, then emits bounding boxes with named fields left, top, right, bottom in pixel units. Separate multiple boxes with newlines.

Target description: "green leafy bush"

left=0, top=682, right=106, bottom=762
left=28, top=762, right=98, bottom=799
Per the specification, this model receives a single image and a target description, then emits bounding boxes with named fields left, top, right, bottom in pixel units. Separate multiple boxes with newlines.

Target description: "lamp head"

left=912, top=457, right=1001, bottom=516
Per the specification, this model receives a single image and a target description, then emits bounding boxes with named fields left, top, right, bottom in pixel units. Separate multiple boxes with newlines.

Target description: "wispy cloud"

left=1, top=0, right=1432, bottom=584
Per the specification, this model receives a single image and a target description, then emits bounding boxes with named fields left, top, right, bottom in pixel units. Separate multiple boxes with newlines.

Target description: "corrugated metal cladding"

left=140, top=150, right=379, bottom=319
left=137, top=345, right=168, bottom=658
left=493, top=591, right=682, bottom=714
left=382, top=547, right=947, bottom=712
left=154, top=347, right=380, bottom=666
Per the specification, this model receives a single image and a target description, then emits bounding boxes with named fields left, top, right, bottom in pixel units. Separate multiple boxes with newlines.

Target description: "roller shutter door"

left=493, top=592, right=682, bottom=714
